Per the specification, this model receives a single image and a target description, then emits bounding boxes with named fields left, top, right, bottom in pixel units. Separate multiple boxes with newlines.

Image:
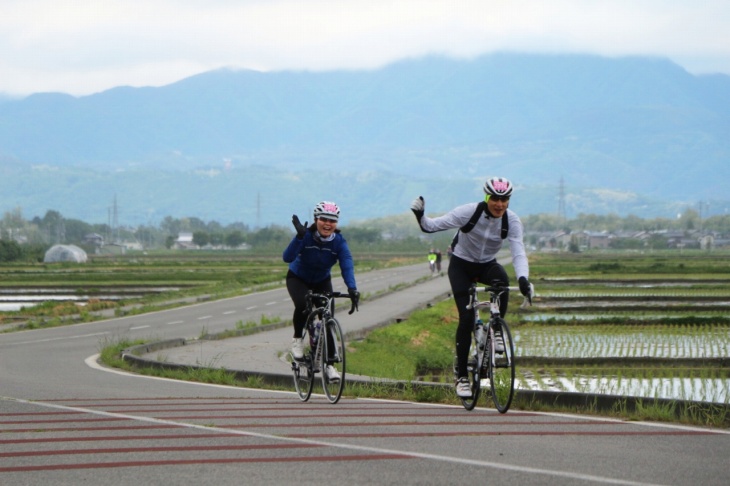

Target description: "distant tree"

left=225, top=222, right=249, bottom=232
left=192, top=231, right=209, bottom=247
left=678, top=208, right=699, bottom=231
left=224, top=230, right=245, bottom=248
left=568, top=235, right=581, bottom=253
left=160, top=216, right=183, bottom=236
left=134, top=226, right=157, bottom=248
left=346, top=227, right=382, bottom=244
left=40, top=209, right=64, bottom=243
left=207, top=220, right=224, bottom=233
left=165, top=235, right=175, bottom=249
left=209, top=232, right=224, bottom=246
left=186, top=217, right=207, bottom=232
left=247, top=225, right=290, bottom=249
left=647, top=233, right=668, bottom=250
left=0, top=240, right=22, bottom=261
left=64, top=218, right=93, bottom=244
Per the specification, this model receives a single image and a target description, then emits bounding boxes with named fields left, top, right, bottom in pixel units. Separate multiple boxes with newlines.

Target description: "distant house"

left=84, top=233, right=104, bottom=246
left=174, top=232, right=197, bottom=249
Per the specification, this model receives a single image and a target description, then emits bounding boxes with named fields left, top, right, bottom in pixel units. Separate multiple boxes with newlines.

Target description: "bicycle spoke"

left=292, top=356, right=314, bottom=402
left=321, top=318, right=346, bottom=403
left=487, top=318, right=515, bottom=413
left=292, top=320, right=315, bottom=401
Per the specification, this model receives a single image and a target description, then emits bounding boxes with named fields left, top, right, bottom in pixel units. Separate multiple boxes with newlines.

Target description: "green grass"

left=347, top=301, right=456, bottom=380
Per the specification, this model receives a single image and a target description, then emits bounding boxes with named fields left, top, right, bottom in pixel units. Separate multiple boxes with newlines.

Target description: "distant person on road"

left=427, top=249, right=437, bottom=274
left=435, top=249, right=443, bottom=273
left=283, top=201, right=360, bottom=382
left=410, top=177, right=532, bottom=399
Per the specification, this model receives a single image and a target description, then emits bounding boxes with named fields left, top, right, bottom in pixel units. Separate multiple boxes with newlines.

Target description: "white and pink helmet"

left=313, top=201, right=340, bottom=221
left=483, top=177, right=513, bottom=198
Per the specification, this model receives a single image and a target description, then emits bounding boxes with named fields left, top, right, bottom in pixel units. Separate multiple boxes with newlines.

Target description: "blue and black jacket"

left=282, top=227, right=357, bottom=290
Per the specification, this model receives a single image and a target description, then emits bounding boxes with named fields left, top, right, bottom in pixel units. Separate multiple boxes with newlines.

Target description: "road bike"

left=457, top=280, right=532, bottom=413
left=290, top=290, right=357, bottom=404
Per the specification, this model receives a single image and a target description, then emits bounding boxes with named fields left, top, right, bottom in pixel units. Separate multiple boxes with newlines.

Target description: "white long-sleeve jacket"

left=418, top=202, right=529, bottom=280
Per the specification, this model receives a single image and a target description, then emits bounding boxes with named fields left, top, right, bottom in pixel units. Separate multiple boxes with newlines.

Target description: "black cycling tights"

left=286, top=271, right=333, bottom=338
left=448, top=255, right=510, bottom=378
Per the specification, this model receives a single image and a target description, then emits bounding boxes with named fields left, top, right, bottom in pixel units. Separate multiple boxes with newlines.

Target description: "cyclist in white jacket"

left=410, top=177, right=532, bottom=398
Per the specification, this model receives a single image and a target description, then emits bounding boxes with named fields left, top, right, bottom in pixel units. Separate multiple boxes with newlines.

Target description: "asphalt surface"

left=139, top=267, right=453, bottom=379
left=2, top=262, right=730, bottom=485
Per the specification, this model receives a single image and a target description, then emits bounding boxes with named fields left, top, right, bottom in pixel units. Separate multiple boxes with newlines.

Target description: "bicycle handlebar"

left=306, top=290, right=359, bottom=315
left=468, top=282, right=534, bottom=307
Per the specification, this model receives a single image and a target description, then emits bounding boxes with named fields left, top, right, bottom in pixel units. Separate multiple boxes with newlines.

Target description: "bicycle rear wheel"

left=321, top=317, right=345, bottom=403
left=292, top=328, right=314, bottom=402
left=486, top=318, right=515, bottom=413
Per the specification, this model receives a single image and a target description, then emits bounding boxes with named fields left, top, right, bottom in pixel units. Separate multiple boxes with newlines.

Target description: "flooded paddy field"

left=513, top=252, right=730, bottom=404
left=0, top=286, right=184, bottom=311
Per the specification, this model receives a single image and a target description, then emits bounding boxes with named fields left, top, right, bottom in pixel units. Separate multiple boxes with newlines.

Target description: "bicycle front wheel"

left=487, top=318, right=515, bottom=413
left=321, top=318, right=346, bottom=403
left=460, top=366, right=481, bottom=411
left=292, top=329, right=314, bottom=402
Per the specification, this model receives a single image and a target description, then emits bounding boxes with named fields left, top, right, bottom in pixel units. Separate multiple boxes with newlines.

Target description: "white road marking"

left=11, top=332, right=109, bottom=345
left=78, top=354, right=722, bottom=485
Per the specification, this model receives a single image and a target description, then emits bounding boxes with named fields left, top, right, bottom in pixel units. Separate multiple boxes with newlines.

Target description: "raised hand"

left=292, top=214, right=308, bottom=239
left=410, top=196, right=425, bottom=222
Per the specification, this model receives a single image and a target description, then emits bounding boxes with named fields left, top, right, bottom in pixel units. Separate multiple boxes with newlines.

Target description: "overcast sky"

left=2, top=0, right=729, bottom=97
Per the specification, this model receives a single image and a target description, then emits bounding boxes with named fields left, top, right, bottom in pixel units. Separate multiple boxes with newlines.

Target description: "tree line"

left=2, top=205, right=729, bottom=263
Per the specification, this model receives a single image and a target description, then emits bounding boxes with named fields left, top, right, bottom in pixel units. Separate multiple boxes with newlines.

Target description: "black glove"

left=410, top=196, right=425, bottom=222
left=292, top=215, right=308, bottom=239
left=348, top=287, right=360, bottom=313
left=518, top=276, right=532, bottom=297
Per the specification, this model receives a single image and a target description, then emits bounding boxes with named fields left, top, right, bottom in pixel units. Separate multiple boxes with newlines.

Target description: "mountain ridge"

left=1, top=53, right=728, bottom=225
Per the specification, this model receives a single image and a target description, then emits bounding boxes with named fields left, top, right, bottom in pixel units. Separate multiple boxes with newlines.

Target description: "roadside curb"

left=121, top=328, right=730, bottom=419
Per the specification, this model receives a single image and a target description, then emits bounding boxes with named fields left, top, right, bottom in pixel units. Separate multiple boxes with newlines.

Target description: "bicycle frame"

left=460, top=281, right=517, bottom=412
left=305, top=293, right=335, bottom=371
left=291, top=290, right=354, bottom=404
left=467, top=284, right=506, bottom=376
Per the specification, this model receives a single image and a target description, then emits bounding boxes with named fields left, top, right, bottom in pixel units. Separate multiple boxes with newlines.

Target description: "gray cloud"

left=2, top=0, right=729, bottom=96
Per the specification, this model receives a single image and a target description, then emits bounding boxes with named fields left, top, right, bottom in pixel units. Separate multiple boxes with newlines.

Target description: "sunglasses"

left=319, top=217, right=338, bottom=223
left=490, top=195, right=510, bottom=202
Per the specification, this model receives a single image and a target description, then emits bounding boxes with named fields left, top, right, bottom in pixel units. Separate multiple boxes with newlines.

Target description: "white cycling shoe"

left=456, top=378, right=472, bottom=398
left=325, top=365, right=341, bottom=382
left=291, top=338, right=304, bottom=360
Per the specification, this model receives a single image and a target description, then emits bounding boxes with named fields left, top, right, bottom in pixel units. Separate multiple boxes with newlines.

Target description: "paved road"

left=1, top=263, right=729, bottom=485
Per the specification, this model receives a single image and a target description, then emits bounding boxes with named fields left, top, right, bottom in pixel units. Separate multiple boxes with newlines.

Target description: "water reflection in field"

left=0, top=287, right=182, bottom=312
left=518, top=375, right=729, bottom=404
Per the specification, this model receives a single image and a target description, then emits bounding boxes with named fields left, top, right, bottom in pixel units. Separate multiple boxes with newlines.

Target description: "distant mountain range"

left=1, top=53, right=728, bottom=226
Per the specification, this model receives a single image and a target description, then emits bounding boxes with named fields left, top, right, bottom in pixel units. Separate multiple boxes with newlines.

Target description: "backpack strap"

left=459, top=201, right=487, bottom=234
left=450, top=202, right=509, bottom=250
left=500, top=212, right=509, bottom=239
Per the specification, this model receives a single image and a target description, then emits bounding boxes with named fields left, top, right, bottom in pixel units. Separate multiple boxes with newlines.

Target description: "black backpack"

left=450, top=201, right=509, bottom=250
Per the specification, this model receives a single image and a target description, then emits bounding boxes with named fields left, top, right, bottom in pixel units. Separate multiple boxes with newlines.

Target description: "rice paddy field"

left=513, top=250, right=730, bottom=403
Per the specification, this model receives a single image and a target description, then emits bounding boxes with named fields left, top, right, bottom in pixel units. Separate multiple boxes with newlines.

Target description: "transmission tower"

left=112, top=194, right=119, bottom=243
left=557, top=177, right=567, bottom=222
left=256, top=192, right=261, bottom=229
